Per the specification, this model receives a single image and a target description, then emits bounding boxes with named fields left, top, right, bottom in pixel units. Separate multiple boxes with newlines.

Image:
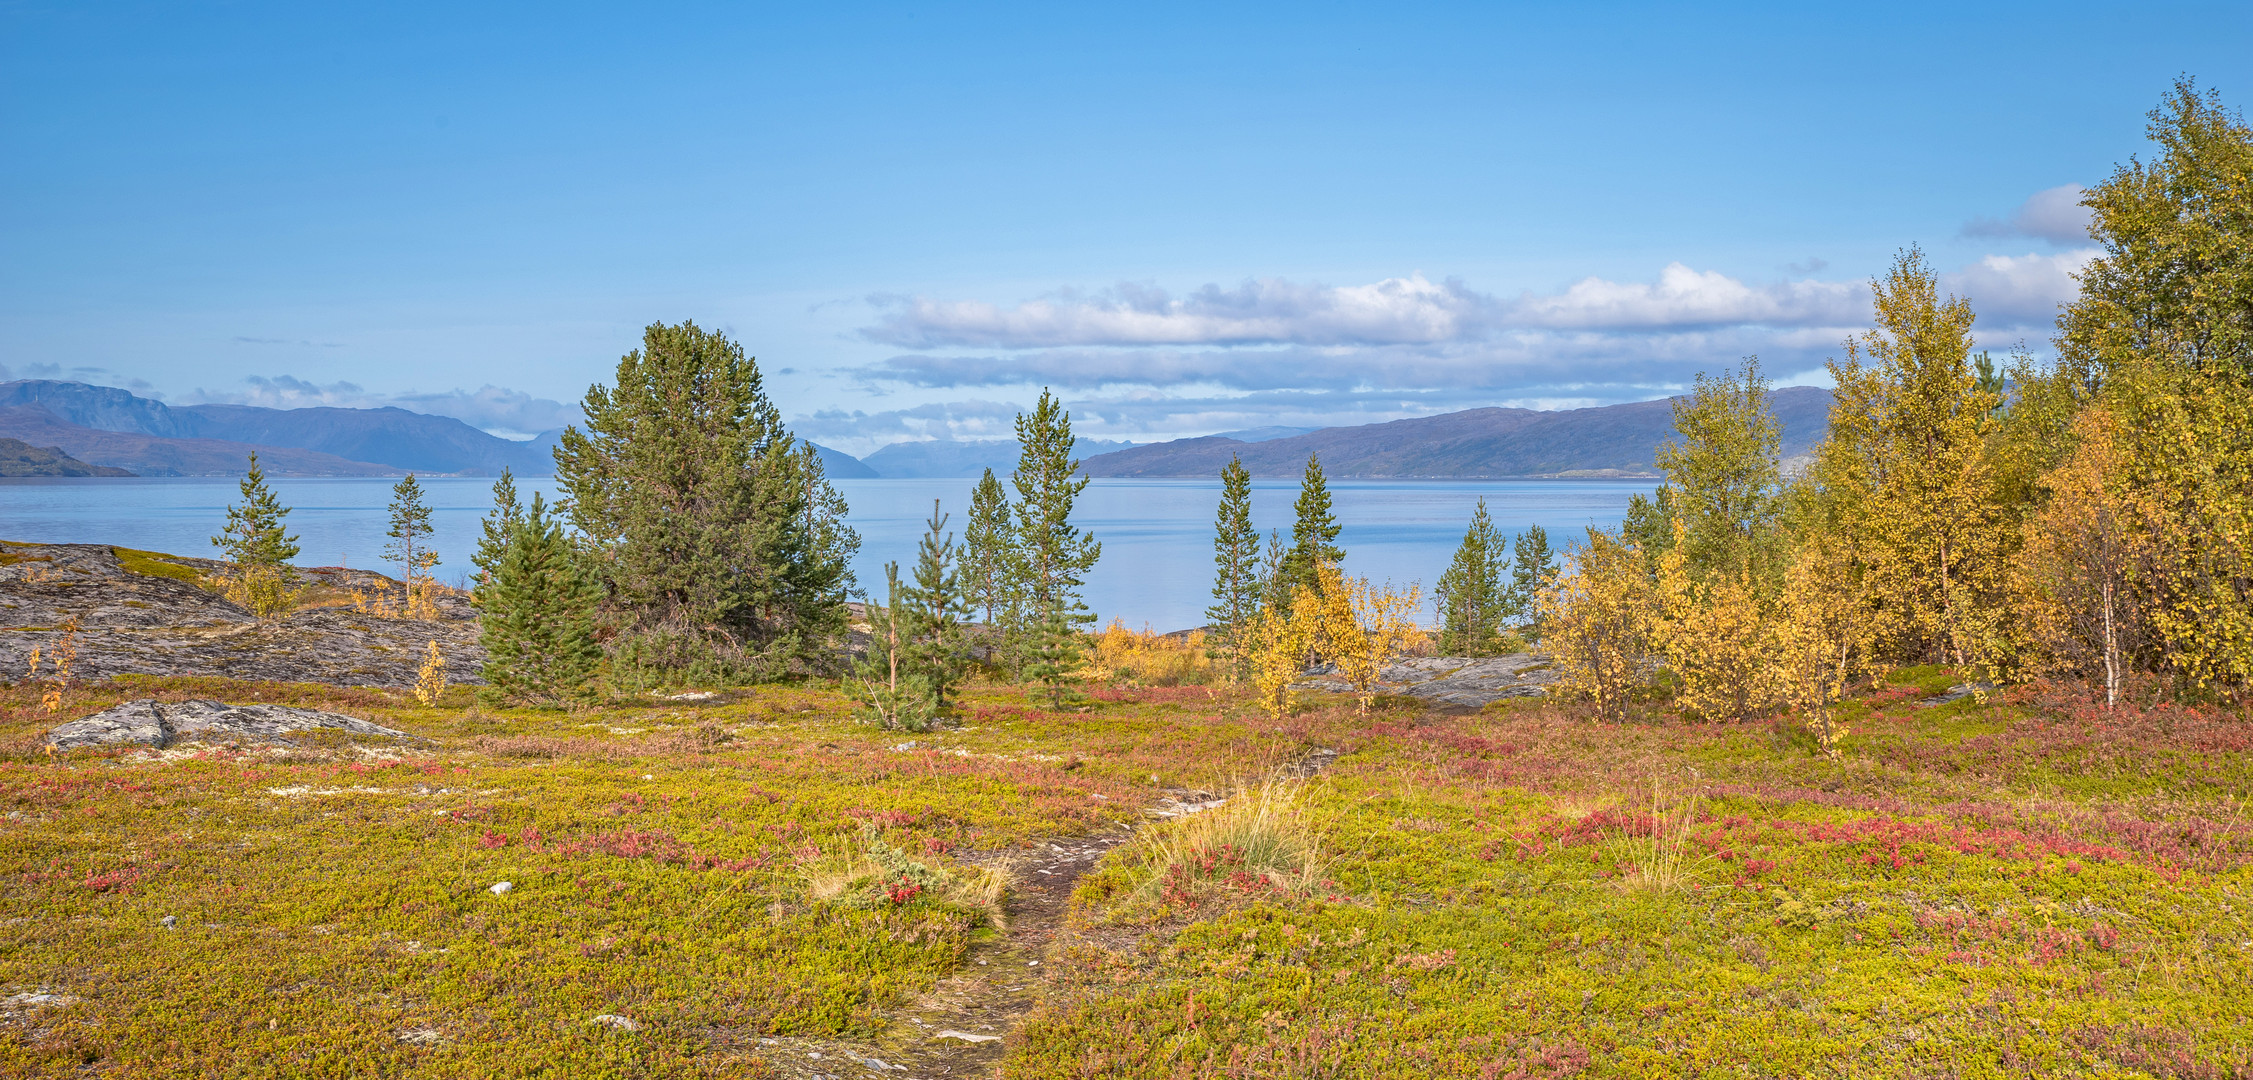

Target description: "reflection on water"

left=0, top=476, right=1651, bottom=631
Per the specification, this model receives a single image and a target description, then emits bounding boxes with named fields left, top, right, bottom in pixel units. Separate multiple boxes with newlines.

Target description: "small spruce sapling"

left=855, top=562, right=938, bottom=731
left=901, top=500, right=973, bottom=713
left=210, top=452, right=302, bottom=619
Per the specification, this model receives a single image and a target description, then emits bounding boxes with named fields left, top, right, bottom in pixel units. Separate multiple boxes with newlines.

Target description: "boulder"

left=47, top=699, right=412, bottom=750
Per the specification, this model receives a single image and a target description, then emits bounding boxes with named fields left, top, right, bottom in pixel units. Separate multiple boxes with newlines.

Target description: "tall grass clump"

left=1128, top=779, right=1329, bottom=911
left=1608, top=772, right=1714, bottom=894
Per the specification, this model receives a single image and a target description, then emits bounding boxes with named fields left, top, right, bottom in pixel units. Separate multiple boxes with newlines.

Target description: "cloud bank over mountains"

left=179, top=375, right=583, bottom=441
left=806, top=224, right=2098, bottom=452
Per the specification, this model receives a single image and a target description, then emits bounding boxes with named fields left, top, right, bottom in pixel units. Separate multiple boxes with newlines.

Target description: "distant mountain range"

left=0, top=378, right=1838, bottom=482
left=1077, top=386, right=1835, bottom=478
left=0, top=380, right=871, bottom=479
left=860, top=438, right=1139, bottom=479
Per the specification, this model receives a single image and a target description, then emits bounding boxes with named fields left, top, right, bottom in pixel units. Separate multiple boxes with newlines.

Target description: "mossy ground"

left=0, top=673, right=2247, bottom=1077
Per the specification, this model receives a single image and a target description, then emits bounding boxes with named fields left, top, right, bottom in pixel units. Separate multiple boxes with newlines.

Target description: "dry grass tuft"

left=1609, top=770, right=1715, bottom=893
left=1128, top=778, right=1330, bottom=910
left=805, top=825, right=1011, bottom=927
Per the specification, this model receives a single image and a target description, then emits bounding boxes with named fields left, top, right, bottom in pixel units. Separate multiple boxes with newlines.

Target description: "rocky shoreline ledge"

left=0, top=540, right=482, bottom=689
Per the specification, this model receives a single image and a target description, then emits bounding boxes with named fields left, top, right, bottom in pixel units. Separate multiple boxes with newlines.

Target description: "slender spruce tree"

left=1508, top=524, right=1559, bottom=629
left=385, top=473, right=439, bottom=598
left=478, top=493, right=604, bottom=706
left=1436, top=497, right=1510, bottom=655
left=1280, top=451, right=1343, bottom=599
left=1010, top=388, right=1100, bottom=704
left=212, top=451, right=300, bottom=569
left=962, top=468, right=1014, bottom=629
left=1205, top=455, right=1262, bottom=679
left=471, top=468, right=524, bottom=599
left=901, top=499, right=973, bottom=711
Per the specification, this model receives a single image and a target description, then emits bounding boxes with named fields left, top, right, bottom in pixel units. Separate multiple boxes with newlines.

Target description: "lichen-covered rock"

left=0, top=541, right=484, bottom=689
left=47, top=699, right=412, bottom=750
left=1297, top=653, right=1556, bottom=707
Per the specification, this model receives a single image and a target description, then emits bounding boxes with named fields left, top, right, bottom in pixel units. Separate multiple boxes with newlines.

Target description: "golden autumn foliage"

left=1246, top=602, right=1310, bottom=720
left=2014, top=408, right=2156, bottom=706
left=1770, top=539, right=1867, bottom=758
left=1812, top=249, right=2017, bottom=671
left=413, top=639, right=449, bottom=707
left=1539, top=529, right=1659, bottom=723
left=1652, top=522, right=1778, bottom=722
left=1091, top=620, right=1214, bottom=687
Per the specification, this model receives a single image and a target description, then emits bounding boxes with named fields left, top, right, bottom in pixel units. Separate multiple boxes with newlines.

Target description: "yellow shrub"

left=1770, top=540, right=1867, bottom=758
left=1247, top=603, right=1311, bottom=720
left=212, top=564, right=303, bottom=620
left=1652, top=522, right=1780, bottom=722
left=1091, top=620, right=1214, bottom=687
left=413, top=640, right=449, bottom=707
left=1539, top=530, right=1659, bottom=722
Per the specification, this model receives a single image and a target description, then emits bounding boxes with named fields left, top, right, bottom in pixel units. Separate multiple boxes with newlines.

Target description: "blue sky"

left=3, top=1, right=2248, bottom=453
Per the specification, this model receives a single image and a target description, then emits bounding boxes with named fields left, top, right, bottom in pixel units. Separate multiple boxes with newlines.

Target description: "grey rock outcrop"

left=1297, top=653, right=1556, bottom=708
left=47, top=699, right=412, bottom=750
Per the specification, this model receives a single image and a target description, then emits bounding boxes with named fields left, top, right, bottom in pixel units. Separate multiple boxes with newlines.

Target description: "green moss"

left=111, top=545, right=206, bottom=584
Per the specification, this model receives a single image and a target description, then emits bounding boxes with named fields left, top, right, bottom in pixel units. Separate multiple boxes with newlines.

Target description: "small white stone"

left=1026, top=960, right=1039, bottom=966
left=488, top=881, right=513, bottom=895
left=935, top=1029, right=1002, bottom=1043
left=160, top=915, right=177, bottom=929
left=641, top=774, right=653, bottom=780
left=591, top=1014, right=639, bottom=1031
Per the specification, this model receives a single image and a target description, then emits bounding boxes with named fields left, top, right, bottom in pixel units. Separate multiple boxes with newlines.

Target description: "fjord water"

left=0, top=476, right=1651, bottom=631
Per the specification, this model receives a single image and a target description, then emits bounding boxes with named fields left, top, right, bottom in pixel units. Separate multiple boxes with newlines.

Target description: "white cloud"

left=1942, top=248, right=2099, bottom=327
left=1506, top=263, right=1865, bottom=330
left=863, top=274, right=1493, bottom=349
left=861, top=264, right=1871, bottom=353
left=1962, top=184, right=2094, bottom=246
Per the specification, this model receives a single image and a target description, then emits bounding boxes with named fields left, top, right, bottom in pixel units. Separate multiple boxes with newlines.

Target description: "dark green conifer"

left=901, top=500, right=973, bottom=712
left=1010, top=388, right=1100, bottom=704
left=1280, top=452, right=1342, bottom=598
left=553, top=320, right=859, bottom=683
left=478, top=493, right=603, bottom=706
left=962, top=468, right=1014, bottom=628
left=1508, top=524, right=1560, bottom=630
left=1205, top=455, right=1262, bottom=679
left=1436, top=497, right=1510, bottom=655
left=211, top=451, right=300, bottom=569
left=384, top=473, right=438, bottom=591
left=471, top=469, right=524, bottom=599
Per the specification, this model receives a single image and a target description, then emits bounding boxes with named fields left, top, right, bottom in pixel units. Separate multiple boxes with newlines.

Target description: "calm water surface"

left=0, top=476, right=1651, bottom=630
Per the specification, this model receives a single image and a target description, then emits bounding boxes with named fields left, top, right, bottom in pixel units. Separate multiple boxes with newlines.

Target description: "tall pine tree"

left=553, top=320, right=859, bottom=683
left=1508, top=524, right=1558, bottom=628
left=1205, top=455, right=1262, bottom=679
left=1280, top=452, right=1342, bottom=600
left=1436, top=498, right=1510, bottom=655
left=385, top=473, right=439, bottom=606
left=478, top=493, right=604, bottom=706
left=1011, top=388, right=1101, bottom=704
left=962, top=468, right=1014, bottom=629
